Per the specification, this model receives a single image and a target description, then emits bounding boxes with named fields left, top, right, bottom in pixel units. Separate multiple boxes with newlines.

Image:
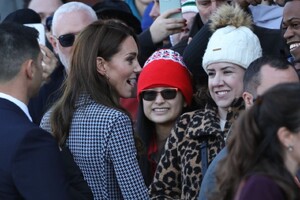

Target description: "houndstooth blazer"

left=40, top=94, right=149, bottom=200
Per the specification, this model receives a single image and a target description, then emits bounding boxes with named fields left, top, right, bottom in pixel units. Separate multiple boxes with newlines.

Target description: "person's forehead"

left=260, top=64, right=296, bottom=78
left=284, top=1, right=300, bottom=14
left=258, top=64, right=299, bottom=94
left=53, top=11, right=94, bottom=35
left=29, top=0, right=62, bottom=13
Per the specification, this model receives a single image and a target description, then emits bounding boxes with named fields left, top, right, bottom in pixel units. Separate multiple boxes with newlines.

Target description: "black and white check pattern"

left=41, top=94, right=149, bottom=199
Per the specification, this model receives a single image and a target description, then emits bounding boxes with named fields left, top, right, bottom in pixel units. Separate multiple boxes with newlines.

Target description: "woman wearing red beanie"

left=136, top=49, right=193, bottom=186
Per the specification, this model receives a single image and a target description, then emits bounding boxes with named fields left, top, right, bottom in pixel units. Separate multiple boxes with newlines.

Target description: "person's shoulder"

left=179, top=108, right=206, bottom=122
left=90, top=104, right=131, bottom=124
left=172, top=109, right=206, bottom=138
left=94, top=104, right=127, bottom=117
left=24, top=125, right=54, bottom=141
left=1, top=114, right=52, bottom=150
left=11, top=125, right=56, bottom=157
left=181, top=108, right=205, bottom=117
left=1, top=105, right=42, bottom=133
left=239, top=174, right=285, bottom=200
left=40, top=108, right=55, bottom=133
left=246, top=174, right=279, bottom=187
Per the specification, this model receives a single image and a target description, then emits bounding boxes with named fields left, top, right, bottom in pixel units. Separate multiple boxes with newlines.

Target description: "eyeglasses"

left=54, top=33, right=76, bottom=47
left=141, top=88, right=178, bottom=101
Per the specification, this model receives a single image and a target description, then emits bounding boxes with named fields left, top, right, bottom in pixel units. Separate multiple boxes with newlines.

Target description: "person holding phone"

left=137, top=0, right=187, bottom=65
left=159, top=0, right=183, bottom=19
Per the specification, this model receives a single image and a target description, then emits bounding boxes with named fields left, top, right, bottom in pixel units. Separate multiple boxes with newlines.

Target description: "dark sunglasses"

left=55, top=33, right=76, bottom=47
left=141, top=88, right=178, bottom=101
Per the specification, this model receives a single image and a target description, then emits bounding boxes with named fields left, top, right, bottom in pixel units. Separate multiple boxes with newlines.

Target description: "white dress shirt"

left=0, top=92, right=32, bottom=121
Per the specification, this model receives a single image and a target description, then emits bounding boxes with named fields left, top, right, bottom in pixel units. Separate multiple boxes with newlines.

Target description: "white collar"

left=0, top=92, right=32, bottom=122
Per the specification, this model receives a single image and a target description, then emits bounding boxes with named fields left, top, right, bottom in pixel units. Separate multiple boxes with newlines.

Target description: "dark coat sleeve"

left=138, top=28, right=163, bottom=66
left=182, top=22, right=211, bottom=83
left=237, top=175, right=285, bottom=200
left=61, top=146, right=94, bottom=200
left=12, top=128, right=71, bottom=200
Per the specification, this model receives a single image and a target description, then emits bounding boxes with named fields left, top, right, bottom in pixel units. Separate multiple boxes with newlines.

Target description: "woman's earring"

left=288, top=145, right=294, bottom=152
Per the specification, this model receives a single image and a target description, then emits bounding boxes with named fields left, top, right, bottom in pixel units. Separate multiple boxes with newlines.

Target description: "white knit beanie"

left=202, top=5, right=262, bottom=72
left=182, top=0, right=198, bottom=14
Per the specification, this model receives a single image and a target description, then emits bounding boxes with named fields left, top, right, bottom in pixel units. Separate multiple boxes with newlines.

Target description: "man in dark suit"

left=0, top=23, right=70, bottom=199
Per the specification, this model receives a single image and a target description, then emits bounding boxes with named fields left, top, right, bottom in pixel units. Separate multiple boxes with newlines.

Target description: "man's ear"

left=49, top=34, right=58, bottom=54
left=24, top=59, right=35, bottom=80
left=277, top=127, right=294, bottom=148
left=242, top=91, right=254, bottom=109
left=96, top=57, right=107, bottom=75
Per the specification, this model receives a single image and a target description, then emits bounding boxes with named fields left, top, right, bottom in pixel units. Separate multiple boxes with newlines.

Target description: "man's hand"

left=40, top=44, right=58, bottom=83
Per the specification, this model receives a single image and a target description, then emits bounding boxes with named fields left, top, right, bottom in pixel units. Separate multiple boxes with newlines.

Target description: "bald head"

left=50, top=2, right=97, bottom=71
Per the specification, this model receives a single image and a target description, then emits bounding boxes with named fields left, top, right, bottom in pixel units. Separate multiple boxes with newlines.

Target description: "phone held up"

left=159, top=0, right=183, bottom=19
left=24, top=23, right=46, bottom=45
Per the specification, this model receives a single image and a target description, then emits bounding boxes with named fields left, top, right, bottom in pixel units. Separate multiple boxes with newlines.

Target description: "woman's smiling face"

left=207, top=62, right=245, bottom=109
left=104, top=36, right=141, bottom=98
left=142, top=87, right=186, bottom=125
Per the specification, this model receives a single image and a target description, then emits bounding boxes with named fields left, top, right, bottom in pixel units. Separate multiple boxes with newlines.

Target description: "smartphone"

left=159, top=0, right=182, bottom=19
left=24, top=23, right=46, bottom=45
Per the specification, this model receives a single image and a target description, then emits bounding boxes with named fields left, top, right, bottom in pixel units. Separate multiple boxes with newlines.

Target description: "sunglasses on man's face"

left=55, top=33, right=76, bottom=47
left=141, top=88, right=178, bottom=101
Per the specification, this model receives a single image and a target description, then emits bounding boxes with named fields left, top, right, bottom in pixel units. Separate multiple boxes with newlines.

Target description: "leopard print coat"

left=149, top=98, right=244, bottom=200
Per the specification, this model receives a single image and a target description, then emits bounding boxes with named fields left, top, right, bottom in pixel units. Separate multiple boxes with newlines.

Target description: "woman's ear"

left=277, top=127, right=294, bottom=148
left=96, top=57, right=106, bottom=75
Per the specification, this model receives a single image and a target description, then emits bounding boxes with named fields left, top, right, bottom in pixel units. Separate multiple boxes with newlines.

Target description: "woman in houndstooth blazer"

left=40, top=20, right=149, bottom=200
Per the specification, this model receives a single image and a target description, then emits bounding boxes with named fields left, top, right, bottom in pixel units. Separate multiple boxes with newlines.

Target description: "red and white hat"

left=137, top=49, right=193, bottom=105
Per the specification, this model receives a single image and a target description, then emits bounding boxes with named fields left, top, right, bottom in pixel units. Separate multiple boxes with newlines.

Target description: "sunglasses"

left=141, top=88, right=178, bottom=101
left=54, top=33, right=76, bottom=47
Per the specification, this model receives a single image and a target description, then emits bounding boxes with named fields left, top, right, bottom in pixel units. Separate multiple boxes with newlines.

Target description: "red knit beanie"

left=137, top=49, right=193, bottom=105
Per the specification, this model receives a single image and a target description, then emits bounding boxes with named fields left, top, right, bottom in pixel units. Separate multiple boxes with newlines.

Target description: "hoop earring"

left=288, top=145, right=294, bottom=152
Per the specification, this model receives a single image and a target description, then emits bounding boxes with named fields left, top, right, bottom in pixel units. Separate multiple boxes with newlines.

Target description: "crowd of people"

left=0, top=0, right=300, bottom=199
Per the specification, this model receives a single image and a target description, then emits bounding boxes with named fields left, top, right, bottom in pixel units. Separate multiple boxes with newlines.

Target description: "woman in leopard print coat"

left=149, top=5, right=262, bottom=199
left=149, top=98, right=244, bottom=199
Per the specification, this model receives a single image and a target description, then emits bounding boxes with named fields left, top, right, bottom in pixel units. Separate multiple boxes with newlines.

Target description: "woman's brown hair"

left=50, top=20, right=138, bottom=146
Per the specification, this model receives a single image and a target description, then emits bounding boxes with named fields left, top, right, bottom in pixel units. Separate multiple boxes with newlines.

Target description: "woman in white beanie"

left=149, top=4, right=262, bottom=199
